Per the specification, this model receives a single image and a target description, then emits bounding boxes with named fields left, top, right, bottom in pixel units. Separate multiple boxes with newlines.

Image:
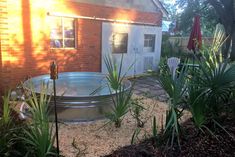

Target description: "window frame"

left=50, top=17, right=77, bottom=49
left=144, top=34, right=156, bottom=53
left=112, top=33, right=128, bottom=54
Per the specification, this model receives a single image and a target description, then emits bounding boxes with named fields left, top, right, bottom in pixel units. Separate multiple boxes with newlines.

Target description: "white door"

left=101, top=22, right=162, bottom=77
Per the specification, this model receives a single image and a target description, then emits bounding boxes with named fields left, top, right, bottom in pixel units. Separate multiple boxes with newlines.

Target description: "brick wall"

left=0, top=0, right=162, bottom=93
left=0, top=0, right=10, bottom=95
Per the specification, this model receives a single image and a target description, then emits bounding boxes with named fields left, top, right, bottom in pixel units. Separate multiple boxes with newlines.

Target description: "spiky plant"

left=104, top=54, right=134, bottom=128
left=21, top=83, right=56, bottom=157
left=158, top=63, right=188, bottom=148
left=186, top=27, right=235, bottom=140
left=130, top=97, right=145, bottom=128
left=0, top=91, right=14, bottom=156
left=1, top=91, right=12, bottom=125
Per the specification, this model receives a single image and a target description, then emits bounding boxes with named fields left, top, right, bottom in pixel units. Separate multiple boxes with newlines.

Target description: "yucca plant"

left=158, top=62, right=188, bottom=148
left=21, top=83, right=56, bottom=157
left=104, top=55, right=123, bottom=91
left=0, top=91, right=27, bottom=157
left=104, top=54, right=134, bottom=128
left=1, top=91, right=12, bottom=125
left=0, top=91, right=14, bottom=156
left=107, top=85, right=133, bottom=128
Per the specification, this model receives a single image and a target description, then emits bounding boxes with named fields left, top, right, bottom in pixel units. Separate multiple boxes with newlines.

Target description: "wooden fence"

left=168, top=37, right=214, bottom=52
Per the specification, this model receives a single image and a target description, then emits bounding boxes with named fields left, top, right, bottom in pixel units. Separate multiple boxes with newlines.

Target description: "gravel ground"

left=58, top=95, right=191, bottom=157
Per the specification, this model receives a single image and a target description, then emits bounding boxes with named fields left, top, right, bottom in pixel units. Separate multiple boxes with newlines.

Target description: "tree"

left=206, top=0, right=234, bottom=59
left=179, top=1, right=218, bottom=36
left=176, top=0, right=235, bottom=59
left=161, top=1, right=178, bottom=21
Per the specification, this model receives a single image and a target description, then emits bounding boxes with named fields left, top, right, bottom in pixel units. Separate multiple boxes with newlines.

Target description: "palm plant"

left=188, top=27, right=235, bottom=129
left=104, top=54, right=133, bottom=128
left=21, top=83, right=56, bottom=157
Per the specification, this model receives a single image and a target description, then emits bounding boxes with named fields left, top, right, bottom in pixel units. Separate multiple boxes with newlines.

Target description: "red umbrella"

left=187, top=15, right=202, bottom=51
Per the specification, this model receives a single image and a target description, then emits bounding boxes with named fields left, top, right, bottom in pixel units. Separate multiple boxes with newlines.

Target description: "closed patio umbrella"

left=187, top=15, right=202, bottom=52
left=187, top=15, right=202, bottom=70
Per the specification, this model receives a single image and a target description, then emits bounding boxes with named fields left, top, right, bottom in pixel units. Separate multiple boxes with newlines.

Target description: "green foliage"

left=104, top=55, right=125, bottom=91
left=130, top=97, right=145, bottom=128
left=130, top=128, right=141, bottom=145
left=1, top=91, right=12, bottom=125
left=21, top=83, right=56, bottom=157
left=0, top=91, right=15, bottom=156
left=158, top=62, right=188, bottom=148
left=161, top=35, right=183, bottom=58
left=104, top=55, right=133, bottom=128
left=106, top=85, right=133, bottom=128
left=152, top=116, right=157, bottom=138
left=176, top=0, right=218, bottom=36
left=187, top=28, right=235, bottom=129
left=0, top=91, right=27, bottom=157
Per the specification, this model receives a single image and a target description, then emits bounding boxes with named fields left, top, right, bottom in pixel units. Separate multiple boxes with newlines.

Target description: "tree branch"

left=207, top=0, right=232, bottom=26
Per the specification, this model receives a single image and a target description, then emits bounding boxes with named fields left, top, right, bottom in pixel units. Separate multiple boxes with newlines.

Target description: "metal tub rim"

left=23, top=72, right=132, bottom=99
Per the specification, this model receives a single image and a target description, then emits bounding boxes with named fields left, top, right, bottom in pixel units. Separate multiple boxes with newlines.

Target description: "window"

left=112, top=33, right=128, bottom=54
left=144, top=34, right=156, bottom=52
left=50, top=17, right=76, bottom=48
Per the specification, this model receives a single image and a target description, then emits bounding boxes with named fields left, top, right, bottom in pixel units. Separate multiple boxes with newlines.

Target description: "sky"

left=162, top=0, right=176, bottom=5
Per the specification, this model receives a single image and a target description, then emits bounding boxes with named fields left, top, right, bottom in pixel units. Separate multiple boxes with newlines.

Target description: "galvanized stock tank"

left=23, top=72, right=131, bottom=122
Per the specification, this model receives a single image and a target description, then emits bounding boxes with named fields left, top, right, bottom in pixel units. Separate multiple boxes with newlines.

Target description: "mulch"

left=103, top=117, right=235, bottom=157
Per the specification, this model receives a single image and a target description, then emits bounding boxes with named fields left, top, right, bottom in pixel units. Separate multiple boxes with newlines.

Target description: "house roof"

left=151, top=0, right=169, bottom=18
left=70, top=0, right=167, bottom=14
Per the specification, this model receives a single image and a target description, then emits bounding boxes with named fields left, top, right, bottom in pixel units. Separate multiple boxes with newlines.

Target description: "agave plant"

left=104, top=54, right=134, bottom=128
left=21, top=83, right=56, bottom=157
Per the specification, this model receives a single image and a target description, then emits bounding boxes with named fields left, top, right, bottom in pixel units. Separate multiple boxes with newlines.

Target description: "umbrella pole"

left=193, top=50, right=195, bottom=72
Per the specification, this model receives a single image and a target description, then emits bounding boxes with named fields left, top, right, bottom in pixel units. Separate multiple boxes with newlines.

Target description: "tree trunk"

left=232, top=30, right=235, bottom=61
left=223, top=36, right=232, bottom=59
left=222, top=24, right=232, bottom=59
left=230, top=0, right=235, bottom=60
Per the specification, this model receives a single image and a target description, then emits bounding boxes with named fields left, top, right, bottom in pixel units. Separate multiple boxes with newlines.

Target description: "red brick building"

left=0, top=0, right=167, bottom=94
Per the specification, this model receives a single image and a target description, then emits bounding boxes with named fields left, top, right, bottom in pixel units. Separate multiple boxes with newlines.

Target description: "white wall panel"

left=102, top=22, right=162, bottom=77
